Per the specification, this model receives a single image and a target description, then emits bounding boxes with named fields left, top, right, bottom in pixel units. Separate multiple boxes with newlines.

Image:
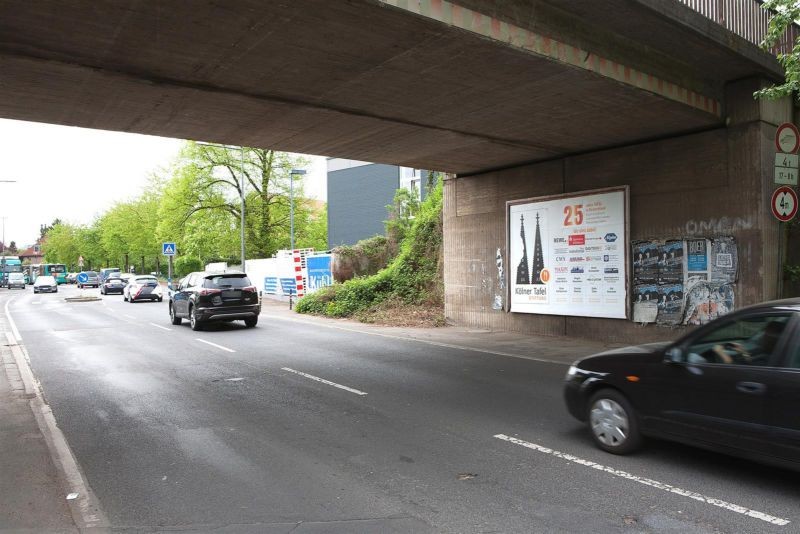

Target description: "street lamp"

left=289, top=169, right=306, bottom=253
left=196, top=142, right=246, bottom=270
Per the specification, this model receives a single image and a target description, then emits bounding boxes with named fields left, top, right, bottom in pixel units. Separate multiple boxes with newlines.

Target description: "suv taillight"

left=242, top=286, right=257, bottom=293
left=199, top=288, right=222, bottom=296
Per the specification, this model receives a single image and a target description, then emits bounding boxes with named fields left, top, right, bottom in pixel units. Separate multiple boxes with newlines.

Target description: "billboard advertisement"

left=507, top=187, right=628, bottom=319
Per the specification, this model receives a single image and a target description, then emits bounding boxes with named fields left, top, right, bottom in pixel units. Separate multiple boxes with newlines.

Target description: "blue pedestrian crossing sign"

left=162, top=242, right=177, bottom=256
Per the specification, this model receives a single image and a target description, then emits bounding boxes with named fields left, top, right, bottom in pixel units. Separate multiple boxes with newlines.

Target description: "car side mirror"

left=664, top=346, right=684, bottom=364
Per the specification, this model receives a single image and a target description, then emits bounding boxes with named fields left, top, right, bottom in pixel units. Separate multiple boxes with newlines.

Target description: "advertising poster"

left=632, top=241, right=659, bottom=283
left=686, top=238, right=709, bottom=274
left=306, top=254, right=333, bottom=293
left=710, top=237, right=738, bottom=283
left=508, top=188, right=628, bottom=319
left=657, top=240, right=683, bottom=284
left=656, top=283, right=684, bottom=325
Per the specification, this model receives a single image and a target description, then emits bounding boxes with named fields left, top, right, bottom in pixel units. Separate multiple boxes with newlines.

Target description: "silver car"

left=7, top=272, right=25, bottom=289
left=33, top=275, right=58, bottom=294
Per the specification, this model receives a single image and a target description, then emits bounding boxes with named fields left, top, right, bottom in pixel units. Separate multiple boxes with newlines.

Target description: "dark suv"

left=169, top=271, right=260, bottom=331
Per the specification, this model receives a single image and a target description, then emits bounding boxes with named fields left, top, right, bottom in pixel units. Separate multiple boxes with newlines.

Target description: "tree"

left=42, top=223, right=81, bottom=268
left=8, top=241, right=17, bottom=253
left=169, top=142, right=316, bottom=258
left=756, top=0, right=800, bottom=99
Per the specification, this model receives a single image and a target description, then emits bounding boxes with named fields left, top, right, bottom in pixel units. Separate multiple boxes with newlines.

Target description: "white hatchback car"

left=124, top=275, right=163, bottom=302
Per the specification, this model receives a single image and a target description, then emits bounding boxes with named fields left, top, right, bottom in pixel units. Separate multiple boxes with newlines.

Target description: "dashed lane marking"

left=493, top=434, right=790, bottom=527
left=149, top=323, right=172, bottom=332
left=195, top=338, right=236, bottom=353
left=281, top=367, right=368, bottom=396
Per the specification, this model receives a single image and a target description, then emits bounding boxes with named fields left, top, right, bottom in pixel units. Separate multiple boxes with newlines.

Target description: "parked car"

left=124, top=275, right=163, bottom=303
left=7, top=272, right=25, bottom=289
left=169, top=271, right=260, bottom=331
left=66, top=272, right=78, bottom=284
left=77, top=271, right=100, bottom=288
left=100, top=276, right=126, bottom=295
left=564, top=298, right=800, bottom=470
left=33, top=275, right=58, bottom=294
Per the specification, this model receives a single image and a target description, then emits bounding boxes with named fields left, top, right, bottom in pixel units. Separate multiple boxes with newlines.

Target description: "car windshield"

left=135, top=277, right=157, bottom=283
left=107, top=277, right=124, bottom=283
left=85, top=271, right=98, bottom=277
left=203, top=275, right=251, bottom=289
left=36, top=276, right=55, bottom=284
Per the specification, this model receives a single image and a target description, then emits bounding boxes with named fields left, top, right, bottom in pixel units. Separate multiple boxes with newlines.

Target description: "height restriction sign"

left=771, top=186, right=798, bottom=222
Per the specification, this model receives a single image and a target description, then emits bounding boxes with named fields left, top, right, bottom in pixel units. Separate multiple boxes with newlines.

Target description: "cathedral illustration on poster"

left=516, top=213, right=545, bottom=285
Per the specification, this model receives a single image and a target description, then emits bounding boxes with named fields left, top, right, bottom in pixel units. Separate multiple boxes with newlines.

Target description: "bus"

left=0, top=256, right=22, bottom=287
left=42, top=263, right=68, bottom=285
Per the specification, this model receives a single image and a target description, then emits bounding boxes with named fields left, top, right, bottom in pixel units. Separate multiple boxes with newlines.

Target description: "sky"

left=0, top=118, right=327, bottom=248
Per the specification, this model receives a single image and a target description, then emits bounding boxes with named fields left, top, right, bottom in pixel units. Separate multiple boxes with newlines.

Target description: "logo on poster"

left=568, top=235, right=586, bottom=246
left=604, top=233, right=618, bottom=242
left=539, top=268, right=551, bottom=282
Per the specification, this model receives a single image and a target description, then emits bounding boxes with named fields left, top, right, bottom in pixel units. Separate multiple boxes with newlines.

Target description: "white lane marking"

left=195, top=338, right=236, bottom=353
left=262, top=313, right=570, bottom=366
left=493, top=434, right=790, bottom=526
left=281, top=367, right=368, bottom=396
left=4, top=296, right=22, bottom=342
left=149, top=323, right=172, bottom=332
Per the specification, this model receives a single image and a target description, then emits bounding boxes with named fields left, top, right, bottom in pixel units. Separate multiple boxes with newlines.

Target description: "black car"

left=100, top=276, right=126, bottom=295
left=564, top=298, right=800, bottom=470
left=169, top=271, right=260, bottom=331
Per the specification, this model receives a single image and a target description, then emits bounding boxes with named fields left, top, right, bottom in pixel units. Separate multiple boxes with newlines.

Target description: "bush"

left=297, top=178, right=443, bottom=319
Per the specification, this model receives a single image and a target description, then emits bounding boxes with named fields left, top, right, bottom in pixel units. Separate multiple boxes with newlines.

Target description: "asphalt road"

left=3, top=284, right=799, bottom=533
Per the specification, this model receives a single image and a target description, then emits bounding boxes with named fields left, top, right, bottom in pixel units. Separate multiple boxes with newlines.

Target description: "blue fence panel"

left=263, top=276, right=279, bottom=295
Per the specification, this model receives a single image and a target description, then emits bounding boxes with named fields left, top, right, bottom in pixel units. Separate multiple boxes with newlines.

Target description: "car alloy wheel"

left=588, top=389, right=642, bottom=454
left=170, top=304, right=182, bottom=326
left=189, top=306, right=203, bottom=331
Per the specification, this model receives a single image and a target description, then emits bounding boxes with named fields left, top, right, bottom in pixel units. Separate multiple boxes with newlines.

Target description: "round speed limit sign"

left=771, top=186, right=798, bottom=222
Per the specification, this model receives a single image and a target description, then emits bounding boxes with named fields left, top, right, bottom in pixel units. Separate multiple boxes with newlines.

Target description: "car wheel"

left=158, top=296, right=163, bottom=302
left=129, top=295, right=135, bottom=303
left=123, top=293, right=128, bottom=301
left=588, top=389, right=642, bottom=454
left=169, top=304, right=182, bottom=325
left=189, top=306, right=203, bottom=331
left=244, top=317, right=258, bottom=328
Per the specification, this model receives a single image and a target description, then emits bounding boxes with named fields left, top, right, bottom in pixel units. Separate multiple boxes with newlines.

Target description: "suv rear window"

left=203, top=275, right=252, bottom=289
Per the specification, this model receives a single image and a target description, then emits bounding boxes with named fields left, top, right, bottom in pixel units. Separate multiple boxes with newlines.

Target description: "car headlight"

left=566, top=365, right=579, bottom=378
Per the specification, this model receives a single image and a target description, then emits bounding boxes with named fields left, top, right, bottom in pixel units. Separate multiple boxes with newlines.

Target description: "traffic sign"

left=771, top=186, right=798, bottom=222
left=77, top=272, right=89, bottom=284
left=776, top=123, right=800, bottom=154
left=78, top=255, right=84, bottom=268
left=162, top=242, right=176, bottom=256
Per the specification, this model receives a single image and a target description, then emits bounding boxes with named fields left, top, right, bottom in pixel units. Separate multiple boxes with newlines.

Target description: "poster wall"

left=508, top=187, right=628, bottom=319
left=632, top=237, right=738, bottom=326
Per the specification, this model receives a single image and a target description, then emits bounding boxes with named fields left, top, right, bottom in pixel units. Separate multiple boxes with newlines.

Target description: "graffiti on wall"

left=632, top=237, right=738, bottom=326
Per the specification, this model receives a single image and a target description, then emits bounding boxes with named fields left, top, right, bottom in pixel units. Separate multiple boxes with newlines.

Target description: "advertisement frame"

left=505, top=185, right=630, bottom=319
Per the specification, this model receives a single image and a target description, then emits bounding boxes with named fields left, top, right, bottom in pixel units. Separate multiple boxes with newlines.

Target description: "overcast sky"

left=0, top=118, right=327, bottom=248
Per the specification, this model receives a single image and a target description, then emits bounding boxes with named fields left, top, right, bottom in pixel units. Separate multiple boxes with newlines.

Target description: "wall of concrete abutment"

left=443, top=78, right=792, bottom=344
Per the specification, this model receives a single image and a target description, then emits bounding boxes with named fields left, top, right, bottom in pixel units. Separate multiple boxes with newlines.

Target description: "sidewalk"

left=0, top=326, right=78, bottom=533
left=259, top=298, right=627, bottom=366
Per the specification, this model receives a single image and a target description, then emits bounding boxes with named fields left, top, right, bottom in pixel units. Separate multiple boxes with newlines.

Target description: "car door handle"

left=736, top=381, right=766, bottom=394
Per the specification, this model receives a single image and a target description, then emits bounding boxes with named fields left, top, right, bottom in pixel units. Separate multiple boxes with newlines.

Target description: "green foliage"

left=385, top=187, right=420, bottom=247
left=296, top=178, right=443, bottom=319
left=174, top=256, right=203, bottom=277
left=39, top=141, right=327, bottom=273
left=755, top=0, right=800, bottom=99
left=332, top=235, right=391, bottom=279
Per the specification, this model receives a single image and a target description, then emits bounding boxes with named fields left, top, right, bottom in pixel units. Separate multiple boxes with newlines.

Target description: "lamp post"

left=0, top=180, right=14, bottom=287
left=196, top=142, right=246, bottom=270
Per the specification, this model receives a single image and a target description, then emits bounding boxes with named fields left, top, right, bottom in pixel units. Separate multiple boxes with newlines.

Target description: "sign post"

left=162, top=242, right=176, bottom=290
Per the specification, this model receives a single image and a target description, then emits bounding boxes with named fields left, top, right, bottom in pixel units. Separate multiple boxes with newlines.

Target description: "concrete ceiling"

left=0, top=0, right=779, bottom=175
